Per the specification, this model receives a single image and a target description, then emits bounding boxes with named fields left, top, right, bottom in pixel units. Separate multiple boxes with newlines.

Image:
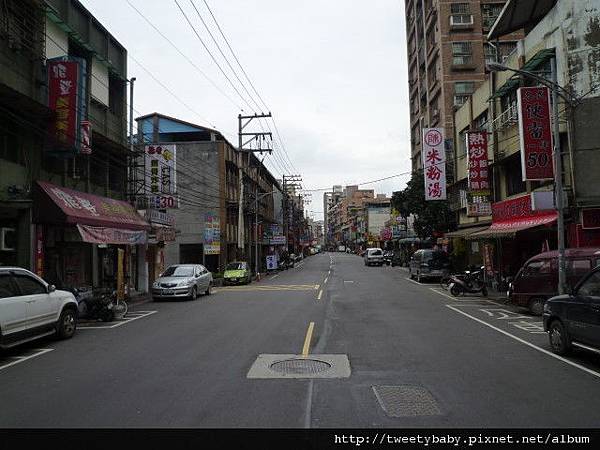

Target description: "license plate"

left=230, top=278, right=237, bottom=282
left=163, top=289, right=175, bottom=295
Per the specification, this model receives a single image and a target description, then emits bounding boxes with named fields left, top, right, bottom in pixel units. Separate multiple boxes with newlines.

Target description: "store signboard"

left=77, top=224, right=147, bottom=245
left=145, top=145, right=178, bottom=208
left=266, top=255, right=278, bottom=270
left=466, top=131, right=490, bottom=193
left=581, top=208, right=600, bottom=230
left=517, top=86, right=554, bottom=181
left=48, top=59, right=80, bottom=151
left=204, top=212, right=220, bottom=255
left=422, top=128, right=446, bottom=201
left=80, top=120, right=92, bottom=154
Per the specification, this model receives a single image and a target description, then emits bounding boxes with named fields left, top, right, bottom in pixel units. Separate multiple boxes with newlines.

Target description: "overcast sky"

left=81, top=0, right=411, bottom=220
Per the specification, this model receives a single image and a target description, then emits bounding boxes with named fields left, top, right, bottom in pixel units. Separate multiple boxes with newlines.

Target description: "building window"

left=452, top=42, right=473, bottom=65
left=458, top=127, right=469, bottom=156
left=482, top=3, right=505, bottom=29
left=454, top=81, right=474, bottom=107
left=484, top=43, right=497, bottom=64
left=450, top=3, right=473, bottom=25
left=506, top=156, right=526, bottom=196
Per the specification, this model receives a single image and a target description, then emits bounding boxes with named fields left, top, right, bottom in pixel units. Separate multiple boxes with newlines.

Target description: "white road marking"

left=78, top=311, right=157, bottom=329
left=445, top=304, right=600, bottom=380
left=324, top=277, right=329, bottom=284
left=429, top=288, right=496, bottom=305
left=406, top=277, right=425, bottom=285
left=317, top=290, right=323, bottom=300
left=271, top=274, right=280, bottom=279
left=343, top=280, right=354, bottom=284
left=0, top=348, right=54, bottom=372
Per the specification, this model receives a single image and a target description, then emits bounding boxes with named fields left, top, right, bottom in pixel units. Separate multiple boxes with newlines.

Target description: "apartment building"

left=405, top=0, right=521, bottom=173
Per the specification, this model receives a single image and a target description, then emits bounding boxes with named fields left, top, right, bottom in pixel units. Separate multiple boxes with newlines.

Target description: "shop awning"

left=487, top=0, right=556, bottom=40
left=34, top=181, right=150, bottom=231
left=445, top=225, right=491, bottom=238
left=466, top=213, right=557, bottom=239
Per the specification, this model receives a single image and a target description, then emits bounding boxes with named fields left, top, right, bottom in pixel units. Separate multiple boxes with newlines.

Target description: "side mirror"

left=48, top=285, right=56, bottom=293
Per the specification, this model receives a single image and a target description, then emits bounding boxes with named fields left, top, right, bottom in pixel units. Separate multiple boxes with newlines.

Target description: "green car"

left=223, top=261, right=252, bottom=285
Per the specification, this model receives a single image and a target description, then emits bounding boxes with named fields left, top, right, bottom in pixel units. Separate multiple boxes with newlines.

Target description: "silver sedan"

left=151, top=264, right=213, bottom=301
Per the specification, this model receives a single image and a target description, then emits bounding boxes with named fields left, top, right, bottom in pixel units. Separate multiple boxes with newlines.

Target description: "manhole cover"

left=270, top=358, right=332, bottom=375
left=373, top=385, right=441, bottom=417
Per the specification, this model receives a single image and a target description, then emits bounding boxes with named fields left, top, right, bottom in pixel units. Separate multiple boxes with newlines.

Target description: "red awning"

left=467, top=213, right=557, bottom=239
left=34, top=181, right=150, bottom=231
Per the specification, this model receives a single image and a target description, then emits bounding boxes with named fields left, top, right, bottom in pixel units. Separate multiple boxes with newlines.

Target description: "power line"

left=302, top=172, right=413, bottom=192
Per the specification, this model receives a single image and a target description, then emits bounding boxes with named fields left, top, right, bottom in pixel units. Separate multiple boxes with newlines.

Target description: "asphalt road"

left=2, top=252, right=600, bottom=427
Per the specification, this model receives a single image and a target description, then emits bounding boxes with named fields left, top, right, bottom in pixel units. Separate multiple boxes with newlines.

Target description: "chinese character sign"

left=145, top=145, right=178, bottom=208
left=466, top=131, right=490, bottom=193
left=48, top=59, right=80, bottom=150
left=204, top=212, right=221, bottom=255
left=422, top=128, right=446, bottom=201
left=517, top=86, right=554, bottom=180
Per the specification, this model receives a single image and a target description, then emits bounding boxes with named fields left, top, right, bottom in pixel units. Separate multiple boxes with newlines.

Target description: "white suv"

left=364, top=248, right=384, bottom=266
left=0, top=268, right=78, bottom=350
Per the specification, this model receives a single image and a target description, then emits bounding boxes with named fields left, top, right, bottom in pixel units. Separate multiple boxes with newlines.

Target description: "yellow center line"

left=302, top=322, right=315, bottom=357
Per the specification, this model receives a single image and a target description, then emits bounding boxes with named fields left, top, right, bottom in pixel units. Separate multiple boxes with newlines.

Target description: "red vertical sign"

left=48, top=59, right=79, bottom=149
left=35, top=226, right=44, bottom=278
left=466, top=131, right=490, bottom=192
left=517, top=86, right=554, bottom=180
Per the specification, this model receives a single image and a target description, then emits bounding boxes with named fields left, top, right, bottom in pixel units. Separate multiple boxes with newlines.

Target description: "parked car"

left=543, top=265, right=600, bottom=355
left=152, top=264, right=212, bottom=300
left=338, top=245, right=346, bottom=252
left=0, top=267, right=78, bottom=350
left=364, top=248, right=384, bottom=266
left=391, top=251, right=404, bottom=267
left=508, top=248, right=600, bottom=315
left=223, top=261, right=252, bottom=285
left=409, top=249, right=450, bottom=282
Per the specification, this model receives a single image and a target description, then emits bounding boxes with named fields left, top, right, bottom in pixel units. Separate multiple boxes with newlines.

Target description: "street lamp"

left=487, top=58, right=578, bottom=295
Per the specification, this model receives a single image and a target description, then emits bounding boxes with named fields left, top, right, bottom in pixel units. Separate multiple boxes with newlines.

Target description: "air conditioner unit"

left=450, top=14, right=473, bottom=26
left=0, top=228, right=16, bottom=251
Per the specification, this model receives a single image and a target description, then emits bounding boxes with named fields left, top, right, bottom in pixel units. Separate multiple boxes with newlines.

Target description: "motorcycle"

left=448, top=266, right=488, bottom=297
left=71, top=287, right=116, bottom=322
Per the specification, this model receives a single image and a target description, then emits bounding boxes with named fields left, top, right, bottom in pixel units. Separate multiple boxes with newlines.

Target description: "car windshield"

left=226, top=263, right=245, bottom=270
left=162, top=266, right=194, bottom=277
left=369, top=249, right=382, bottom=256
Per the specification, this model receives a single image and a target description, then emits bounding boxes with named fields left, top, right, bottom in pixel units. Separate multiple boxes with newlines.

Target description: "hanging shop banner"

left=467, top=193, right=492, bottom=217
left=424, top=162, right=447, bottom=201
left=77, top=224, right=147, bottom=245
left=466, top=131, right=490, bottom=193
left=145, top=144, right=178, bottom=208
left=80, top=120, right=92, bottom=155
left=204, top=212, right=221, bottom=255
left=517, top=86, right=554, bottom=181
left=117, top=248, right=125, bottom=301
left=422, top=128, right=446, bottom=201
left=48, top=59, right=80, bottom=151
left=35, top=226, right=44, bottom=278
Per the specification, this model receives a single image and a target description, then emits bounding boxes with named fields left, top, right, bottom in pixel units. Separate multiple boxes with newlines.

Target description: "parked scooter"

left=448, top=266, right=488, bottom=297
left=71, top=288, right=115, bottom=322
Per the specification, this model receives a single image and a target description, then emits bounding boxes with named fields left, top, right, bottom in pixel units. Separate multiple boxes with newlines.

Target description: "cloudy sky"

left=81, top=0, right=411, bottom=220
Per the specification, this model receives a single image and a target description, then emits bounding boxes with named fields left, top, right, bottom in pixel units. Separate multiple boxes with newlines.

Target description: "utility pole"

left=282, top=174, right=302, bottom=254
left=238, top=112, right=273, bottom=268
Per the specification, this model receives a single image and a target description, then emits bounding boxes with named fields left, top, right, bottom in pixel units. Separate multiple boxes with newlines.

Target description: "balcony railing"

left=491, top=104, right=519, bottom=131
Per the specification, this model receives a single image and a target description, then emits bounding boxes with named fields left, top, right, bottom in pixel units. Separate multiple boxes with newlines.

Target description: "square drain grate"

left=247, top=354, right=351, bottom=379
left=372, top=385, right=441, bottom=417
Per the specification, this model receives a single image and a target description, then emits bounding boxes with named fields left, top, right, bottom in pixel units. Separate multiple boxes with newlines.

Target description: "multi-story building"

left=404, top=0, right=521, bottom=173
left=135, top=113, right=283, bottom=281
left=448, top=0, right=600, bottom=276
left=0, top=0, right=147, bottom=294
left=323, top=185, right=343, bottom=247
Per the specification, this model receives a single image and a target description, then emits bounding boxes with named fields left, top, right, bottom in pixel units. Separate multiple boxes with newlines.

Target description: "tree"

left=391, top=172, right=455, bottom=239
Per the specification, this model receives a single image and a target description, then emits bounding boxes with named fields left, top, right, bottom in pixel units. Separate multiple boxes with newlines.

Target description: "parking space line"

left=79, top=310, right=157, bottom=329
left=445, top=304, right=600, bottom=380
left=429, top=288, right=497, bottom=305
left=0, top=348, right=54, bottom=372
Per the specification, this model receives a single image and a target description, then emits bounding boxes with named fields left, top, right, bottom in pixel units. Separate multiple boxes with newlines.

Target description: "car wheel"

left=529, top=298, right=545, bottom=316
left=205, top=284, right=212, bottom=296
left=190, top=286, right=197, bottom=301
left=549, top=320, right=571, bottom=355
left=56, top=308, right=77, bottom=339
